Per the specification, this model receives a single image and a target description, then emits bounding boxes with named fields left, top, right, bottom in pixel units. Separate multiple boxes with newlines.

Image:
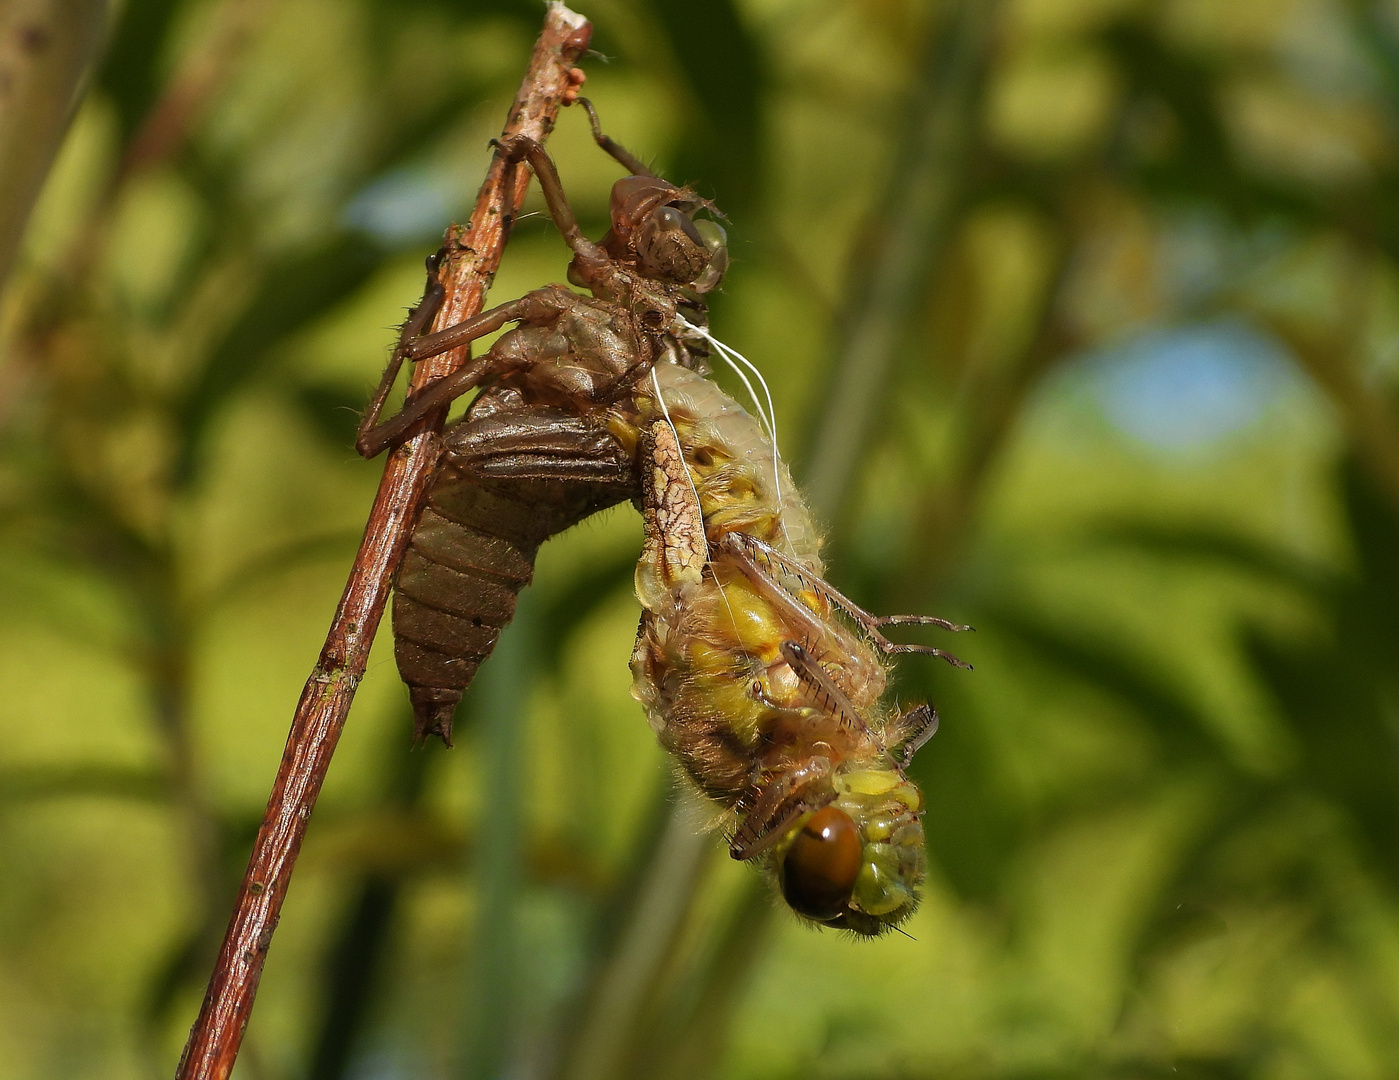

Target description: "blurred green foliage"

left=3, top=0, right=1399, bottom=1077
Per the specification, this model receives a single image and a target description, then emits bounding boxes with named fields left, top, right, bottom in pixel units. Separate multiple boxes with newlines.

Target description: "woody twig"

left=173, top=7, right=592, bottom=1077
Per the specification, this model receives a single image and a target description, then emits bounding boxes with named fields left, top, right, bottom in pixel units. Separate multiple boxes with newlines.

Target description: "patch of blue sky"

left=342, top=167, right=458, bottom=246
left=1083, top=319, right=1299, bottom=453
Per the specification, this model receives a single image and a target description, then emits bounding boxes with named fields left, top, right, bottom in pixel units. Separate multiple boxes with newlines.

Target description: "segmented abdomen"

left=392, top=465, right=611, bottom=744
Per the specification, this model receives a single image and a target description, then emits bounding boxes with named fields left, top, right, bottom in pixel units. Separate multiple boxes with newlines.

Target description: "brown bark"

left=172, top=7, right=592, bottom=1078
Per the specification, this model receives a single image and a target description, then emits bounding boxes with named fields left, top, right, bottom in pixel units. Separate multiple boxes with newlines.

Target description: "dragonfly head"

left=599, top=175, right=729, bottom=293
left=775, top=769, right=926, bottom=936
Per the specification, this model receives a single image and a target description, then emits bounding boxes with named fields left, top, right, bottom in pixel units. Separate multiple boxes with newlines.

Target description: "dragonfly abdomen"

left=393, top=458, right=624, bottom=744
left=391, top=464, right=546, bottom=743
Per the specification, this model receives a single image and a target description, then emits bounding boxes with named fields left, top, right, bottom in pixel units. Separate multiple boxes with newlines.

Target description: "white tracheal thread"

left=649, top=364, right=752, bottom=665
left=676, top=316, right=794, bottom=556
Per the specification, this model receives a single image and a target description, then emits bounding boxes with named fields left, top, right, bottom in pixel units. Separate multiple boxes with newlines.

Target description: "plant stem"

left=558, top=786, right=713, bottom=1080
left=458, top=596, right=535, bottom=1080
left=801, top=0, right=999, bottom=525
left=0, top=0, right=111, bottom=288
left=172, top=7, right=592, bottom=1078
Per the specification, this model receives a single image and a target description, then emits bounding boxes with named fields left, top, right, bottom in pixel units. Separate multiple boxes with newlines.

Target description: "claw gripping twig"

left=173, top=8, right=592, bottom=1078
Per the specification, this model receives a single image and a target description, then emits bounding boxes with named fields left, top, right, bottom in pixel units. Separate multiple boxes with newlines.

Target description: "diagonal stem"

left=0, top=0, right=111, bottom=288
left=172, top=7, right=592, bottom=1078
left=801, top=0, right=1000, bottom=525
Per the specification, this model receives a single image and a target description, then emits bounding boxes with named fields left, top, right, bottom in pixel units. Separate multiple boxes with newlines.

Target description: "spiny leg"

left=356, top=128, right=619, bottom=459
left=715, top=536, right=836, bottom=645
left=356, top=290, right=569, bottom=459
left=573, top=97, right=658, bottom=178
left=722, top=533, right=972, bottom=670
left=730, top=756, right=834, bottom=861
left=356, top=254, right=446, bottom=456
left=493, top=134, right=611, bottom=275
left=889, top=703, right=939, bottom=768
left=356, top=350, right=495, bottom=459
left=717, top=536, right=887, bottom=692
left=872, top=613, right=971, bottom=633
left=779, top=640, right=876, bottom=744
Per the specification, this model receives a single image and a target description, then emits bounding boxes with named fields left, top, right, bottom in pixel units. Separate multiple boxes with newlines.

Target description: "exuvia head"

left=570, top=99, right=730, bottom=295
left=604, top=175, right=729, bottom=293
left=565, top=174, right=728, bottom=296
left=774, top=769, right=926, bottom=936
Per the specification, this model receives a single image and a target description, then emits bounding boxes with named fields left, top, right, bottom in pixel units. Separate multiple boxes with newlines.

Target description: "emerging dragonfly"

left=357, top=103, right=968, bottom=935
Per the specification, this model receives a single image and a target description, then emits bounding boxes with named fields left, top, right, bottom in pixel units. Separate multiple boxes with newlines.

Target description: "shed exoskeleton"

left=357, top=113, right=727, bottom=743
left=358, top=106, right=967, bottom=934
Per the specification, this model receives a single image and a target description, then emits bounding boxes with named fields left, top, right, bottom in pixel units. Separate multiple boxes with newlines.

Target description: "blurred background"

left=3, top=0, right=1399, bottom=1077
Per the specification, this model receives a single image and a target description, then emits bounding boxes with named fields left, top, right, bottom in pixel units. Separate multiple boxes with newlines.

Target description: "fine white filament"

left=675, top=316, right=793, bottom=554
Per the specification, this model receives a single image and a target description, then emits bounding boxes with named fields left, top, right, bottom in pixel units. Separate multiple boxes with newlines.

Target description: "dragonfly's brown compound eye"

left=781, top=805, right=862, bottom=921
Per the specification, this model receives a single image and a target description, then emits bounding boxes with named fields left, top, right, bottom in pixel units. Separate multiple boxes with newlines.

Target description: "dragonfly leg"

left=729, top=756, right=834, bottom=861
left=716, top=538, right=837, bottom=648
left=889, top=702, right=939, bottom=768
left=495, top=134, right=610, bottom=276
left=870, top=613, right=973, bottom=634
left=356, top=289, right=573, bottom=459
left=574, top=97, right=657, bottom=178
left=778, top=640, right=876, bottom=743
left=722, top=533, right=972, bottom=670
left=356, top=255, right=446, bottom=456
left=715, top=534, right=886, bottom=692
